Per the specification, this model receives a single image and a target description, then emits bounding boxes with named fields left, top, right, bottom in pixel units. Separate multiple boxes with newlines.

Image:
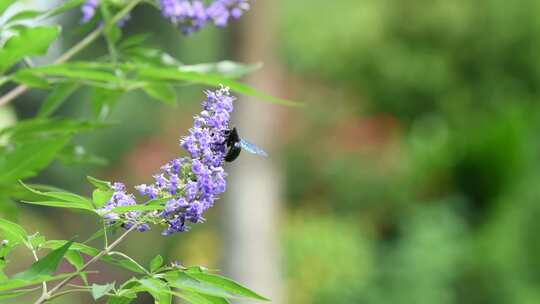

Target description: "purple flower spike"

left=99, top=86, right=236, bottom=235
left=134, top=85, right=234, bottom=235
left=159, top=0, right=250, bottom=35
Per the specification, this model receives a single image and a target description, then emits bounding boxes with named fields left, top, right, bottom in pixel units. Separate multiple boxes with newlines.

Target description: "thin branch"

left=34, top=224, right=138, bottom=304
left=0, top=0, right=143, bottom=107
left=108, top=251, right=150, bottom=275
left=30, top=249, right=48, bottom=297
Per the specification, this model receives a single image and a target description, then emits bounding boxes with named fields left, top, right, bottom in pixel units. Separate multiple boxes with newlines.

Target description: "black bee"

left=224, top=127, right=268, bottom=162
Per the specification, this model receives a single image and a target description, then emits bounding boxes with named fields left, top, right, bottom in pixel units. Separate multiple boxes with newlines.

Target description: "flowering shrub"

left=0, top=0, right=296, bottom=303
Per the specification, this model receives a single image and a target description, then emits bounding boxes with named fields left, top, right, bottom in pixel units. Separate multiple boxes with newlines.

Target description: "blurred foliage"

left=280, top=0, right=540, bottom=303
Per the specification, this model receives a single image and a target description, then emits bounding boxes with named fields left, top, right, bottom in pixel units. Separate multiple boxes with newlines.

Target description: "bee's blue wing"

left=240, top=138, right=268, bottom=157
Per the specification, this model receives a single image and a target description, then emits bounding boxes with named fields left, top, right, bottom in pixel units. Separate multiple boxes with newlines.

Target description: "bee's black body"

left=224, top=127, right=242, bottom=162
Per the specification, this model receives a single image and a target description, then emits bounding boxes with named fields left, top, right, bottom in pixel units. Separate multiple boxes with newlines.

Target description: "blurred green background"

left=6, top=0, right=540, bottom=303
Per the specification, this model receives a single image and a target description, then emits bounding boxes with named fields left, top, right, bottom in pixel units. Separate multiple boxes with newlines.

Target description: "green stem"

left=108, top=250, right=151, bottom=275
left=0, top=0, right=143, bottom=107
left=46, top=288, right=91, bottom=301
left=31, top=249, right=48, bottom=297
left=34, top=224, right=138, bottom=304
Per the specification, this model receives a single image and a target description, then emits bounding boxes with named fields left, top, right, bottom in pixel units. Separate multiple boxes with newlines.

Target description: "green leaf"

left=43, top=240, right=99, bottom=257
left=143, top=83, right=177, bottom=105
left=13, top=240, right=73, bottom=280
left=4, top=10, right=42, bottom=24
left=10, top=70, right=50, bottom=88
left=0, top=0, right=15, bottom=15
left=87, top=176, right=112, bottom=190
left=149, top=255, right=164, bottom=273
left=0, top=137, right=68, bottom=184
left=43, top=0, right=85, bottom=18
left=15, top=64, right=120, bottom=84
left=164, top=272, right=269, bottom=301
left=93, top=188, right=113, bottom=208
left=0, top=136, right=69, bottom=184
left=0, top=218, right=28, bottom=247
left=43, top=240, right=147, bottom=274
left=19, top=200, right=95, bottom=212
left=119, top=33, right=150, bottom=49
left=92, top=282, right=115, bottom=300
left=19, top=181, right=95, bottom=212
left=0, top=26, right=61, bottom=73
left=173, top=290, right=230, bottom=304
left=0, top=119, right=106, bottom=141
left=0, top=271, right=82, bottom=292
left=107, top=295, right=134, bottom=304
left=110, top=204, right=164, bottom=213
left=37, top=83, right=80, bottom=117
left=164, top=272, right=232, bottom=299
left=179, top=61, right=262, bottom=79
left=187, top=273, right=268, bottom=301
left=138, top=278, right=172, bottom=304
left=0, top=287, right=40, bottom=300
left=65, top=249, right=88, bottom=284
left=90, top=88, right=122, bottom=121
left=65, top=249, right=84, bottom=269
left=136, top=67, right=302, bottom=107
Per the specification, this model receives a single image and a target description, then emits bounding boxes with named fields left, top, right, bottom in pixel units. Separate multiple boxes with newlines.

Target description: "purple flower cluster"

left=98, top=86, right=234, bottom=235
left=159, top=0, right=250, bottom=35
left=136, top=86, right=234, bottom=235
left=98, top=182, right=150, bottom=232
left=81, top=0, right=99, bottom=23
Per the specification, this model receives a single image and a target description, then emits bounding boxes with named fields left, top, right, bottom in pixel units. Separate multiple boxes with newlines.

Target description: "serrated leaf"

left=0, top=218, right=28, bottom=247
left=12, top=240, right=73, bottom=280
left=0, top=136, right=69, bottom=184
left=92, top=282, right=115, bottom=300
left=149, top=255, right=164, bottom=272
left=0, top=26, right=61, bottom=73
left=37, top=83, right=79, bottom=117
left=143, top=83, right=177, bottom=105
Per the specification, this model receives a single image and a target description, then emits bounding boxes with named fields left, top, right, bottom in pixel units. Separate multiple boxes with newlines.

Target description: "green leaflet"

left=0, top=26, right=61, bottom=73
left=12, top=240, right=73, bottom=280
